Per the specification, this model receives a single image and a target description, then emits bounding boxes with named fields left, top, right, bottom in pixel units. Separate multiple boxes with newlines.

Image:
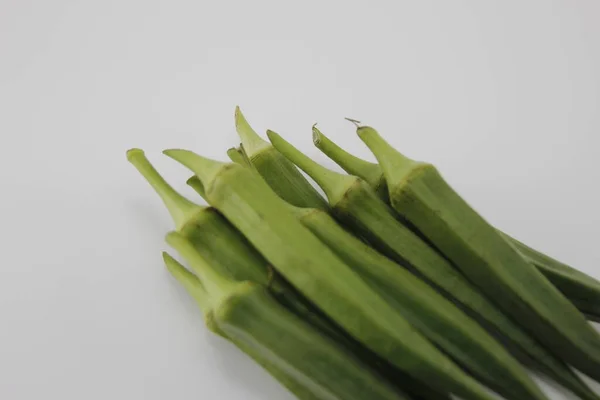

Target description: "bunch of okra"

left=127, top=107, right=600, bottom=400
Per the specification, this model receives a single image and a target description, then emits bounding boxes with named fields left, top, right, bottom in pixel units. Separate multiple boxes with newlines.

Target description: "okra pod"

left=235, top=107, right=329, bottom=210
left=267, top=132, right=552, bottom=400
left=289, top=205, right=552, bottom=400
left=127, top=149, right=266, bottom=284
left=246, top=129, right=600, bottom=399
left=128, top=149, right=447, bottom=400
left=165, top=148, right=497, bottom=400
left=163, top=252, right=325, bottom=400
left=165, top=234, right=409, bottom=400
left=358, top=126, right=600, bottom=382
left=314, top=128, right=600, bottom=322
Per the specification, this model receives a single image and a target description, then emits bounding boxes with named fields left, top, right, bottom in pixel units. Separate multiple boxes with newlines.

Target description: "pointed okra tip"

left=234, top=106, right=270, bottom=158
left=311, top=123, right=324, bottom=146
left=355, top=125, right=427, bottom=189
left=266, top=129, right=357, bottom=207
left=163, top=149, right=231, bottom=197
left=127, top=148, right=203, bottom=232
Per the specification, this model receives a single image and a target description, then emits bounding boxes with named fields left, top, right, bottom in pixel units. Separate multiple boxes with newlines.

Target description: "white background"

left=1, top=1, right=599, bottom=399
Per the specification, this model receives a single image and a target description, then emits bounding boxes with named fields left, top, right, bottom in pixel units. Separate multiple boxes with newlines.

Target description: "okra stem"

left=267, top=130, right=355, bottom=206
left=235, top=106, right=271, bottom=157
left=127, top=149, right=200, bottom=231
left=166, top=232, right=237, bottom=301
left=313, top=126, right=382, bottom=187
left=186, top=176, right=206, bottom=200
left=227, top=147, right=249, bottom=166
left=163, top=252, right=209, bottom=313
left=235, top=109, right=329, bottom=210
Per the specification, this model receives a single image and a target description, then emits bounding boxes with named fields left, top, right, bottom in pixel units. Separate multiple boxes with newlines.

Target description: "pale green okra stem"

left=127, top=148, right=200, bottom=231
left=235, top=107, right=329, bottom=210
left=313, top=126, right=389, bottom=200
left=163, top=252, right=209, bottom=312
left=227, top=146, right=250, bottom=167
left=186, top=176, right=206, bottom=200
left=167, top=232, right=236, bottom=301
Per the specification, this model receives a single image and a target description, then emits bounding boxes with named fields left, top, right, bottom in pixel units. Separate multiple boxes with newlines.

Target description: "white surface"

left=1, top=0, right=599, bottom=399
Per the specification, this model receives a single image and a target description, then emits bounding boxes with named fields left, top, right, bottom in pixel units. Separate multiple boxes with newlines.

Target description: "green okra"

left=235, top=107, right=329, bottom=210
left=127, top=149, right=265, bottom=284
left=164, top=234, right=409, bottom=400
left=186, top=177, right=451, bottom=400
left=314, top=128, right=600, bottom=322
left=357, top=126, right=600, bottom=382
left=246, top=128, right=600, bottom=400
left=163, top=252, right=323, bottom=400
left=289, top=205, right=551, bottom=400
left=127, top=149, right=348, bottom=340
left=164, top=148, right=498, bottom=400
left=313, top=125, right=389, bottom=202
left=501, top=232, right=600, bottom=322
left=267, top=132, right=554, bottom=400
left=128, top=149, right=446, bottom=400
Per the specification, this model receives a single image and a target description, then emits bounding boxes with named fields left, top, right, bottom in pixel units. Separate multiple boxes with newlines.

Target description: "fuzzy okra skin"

left=358, top=126, right=600, bottom=382
left=290, top=206, right=551, bottom=400
left=164, top=236, right=410, bottom=400
left=267, top=132, right=554, bottom=400
left=165, top=149, right=498, bottom=400
left=234, top=107, right=329, bottom=210
left=128, top=149, right=449, bottom=400
left=313, top=129, right=600, bottom=321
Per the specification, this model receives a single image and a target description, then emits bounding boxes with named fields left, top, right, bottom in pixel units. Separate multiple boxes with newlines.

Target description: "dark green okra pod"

left=165, top=149, right=497, bottom=400
left=358, top=126, right=600, bottom=382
